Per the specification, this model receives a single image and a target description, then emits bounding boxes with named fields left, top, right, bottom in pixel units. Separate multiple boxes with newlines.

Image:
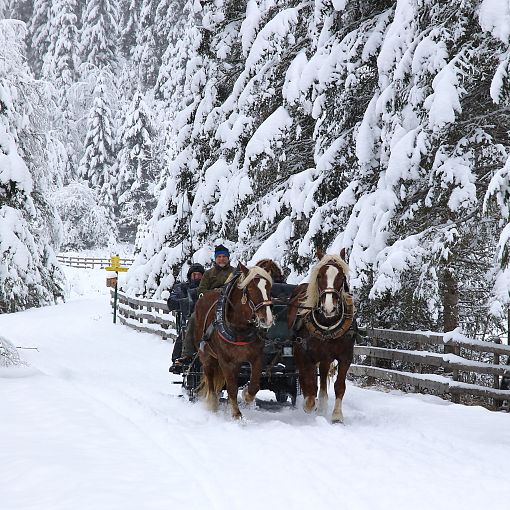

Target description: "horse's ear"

left=316, top=247, right=324, bottom=260
left=340, top=248, right=346, bottom=261
left=238, top=261, right=249, bottom=276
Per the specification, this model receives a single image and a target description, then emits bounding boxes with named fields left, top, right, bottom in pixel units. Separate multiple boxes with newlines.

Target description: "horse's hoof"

left=317, top=402, right=328, bottom=415
left=242, top=387, right=255, bottom=404
left=303, top=397, right=316, bottom=413
left=331, top=416, right=344, bottom=424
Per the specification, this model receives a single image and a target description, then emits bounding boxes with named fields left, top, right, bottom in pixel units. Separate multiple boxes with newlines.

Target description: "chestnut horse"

left=288, top=250, right=354, bottom=423
left=255, top=259, right=285, bottom=283
left=194, top=263, right=273, bottom=419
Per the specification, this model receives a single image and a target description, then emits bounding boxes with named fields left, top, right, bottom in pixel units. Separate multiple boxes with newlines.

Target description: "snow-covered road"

left=1, top=269, right=509, bottom=510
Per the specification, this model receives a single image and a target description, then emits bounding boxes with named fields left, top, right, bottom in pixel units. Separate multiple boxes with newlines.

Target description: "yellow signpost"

left=106, top=255, right=129, bottom=323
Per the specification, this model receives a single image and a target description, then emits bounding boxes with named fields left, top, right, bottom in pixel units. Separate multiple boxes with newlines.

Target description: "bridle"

left=317, top=264, right=346, bottom=316
left=239, top=277, right=273, bottom=329
left=304, top=265, right=353, bottom=338
left=318, top=286, right=343, bottom=315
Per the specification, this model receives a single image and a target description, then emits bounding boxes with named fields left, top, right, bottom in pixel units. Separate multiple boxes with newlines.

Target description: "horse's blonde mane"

left=299, top=255, right=349, bottom=315
left=237, top=266, right=273, bottom=289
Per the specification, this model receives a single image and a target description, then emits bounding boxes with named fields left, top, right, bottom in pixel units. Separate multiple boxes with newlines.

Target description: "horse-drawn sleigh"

left=172, top=251, right=356, bottom=422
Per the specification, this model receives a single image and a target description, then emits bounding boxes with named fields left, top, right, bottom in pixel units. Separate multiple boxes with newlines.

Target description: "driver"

left=172, top=244, right=235, bottom=369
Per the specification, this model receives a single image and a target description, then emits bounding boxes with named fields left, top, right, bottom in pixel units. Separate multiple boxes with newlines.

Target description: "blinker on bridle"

left=241, top=277, right=273, bottom=326
left=318, top=270, right=344, bottom=315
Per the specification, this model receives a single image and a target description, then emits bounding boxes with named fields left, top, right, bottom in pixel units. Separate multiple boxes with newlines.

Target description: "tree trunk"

left=443, top=269, right=459, bottom=334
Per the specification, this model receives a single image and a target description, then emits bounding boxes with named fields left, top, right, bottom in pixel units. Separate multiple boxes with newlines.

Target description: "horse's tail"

left=198, top=361, right=225, bottom=407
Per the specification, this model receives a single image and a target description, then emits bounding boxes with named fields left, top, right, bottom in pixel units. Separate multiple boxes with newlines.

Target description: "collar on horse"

left=303, top=292, right=354, bottom=341
left=213, top=271, right=260, bottom=345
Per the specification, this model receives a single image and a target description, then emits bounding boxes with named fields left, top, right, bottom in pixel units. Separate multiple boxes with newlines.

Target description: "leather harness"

left=301, top=291, right=354, bottom=342
left=201, top=271, right=272, bottom=347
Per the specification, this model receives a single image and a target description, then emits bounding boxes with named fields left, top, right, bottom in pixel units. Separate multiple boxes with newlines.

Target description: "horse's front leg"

left=317, top=360, right=330, bottom=414
left=295, top=346, right=317, bottom=413
left=220, top=360, right=242, bottom=420
left=242, top=354, right=262, bottom=404
left=332, top=360, right=350, bottom=423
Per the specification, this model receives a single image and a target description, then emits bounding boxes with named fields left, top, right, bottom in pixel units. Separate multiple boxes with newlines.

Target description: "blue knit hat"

left=214, top=244, right=230, bottom=257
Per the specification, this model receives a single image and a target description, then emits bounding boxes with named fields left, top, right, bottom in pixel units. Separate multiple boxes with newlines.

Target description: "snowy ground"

left=1, top=268, right=509, bottom=510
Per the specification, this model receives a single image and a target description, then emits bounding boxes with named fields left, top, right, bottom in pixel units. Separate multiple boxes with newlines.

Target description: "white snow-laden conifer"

left=27, top=0, right=52, bottom=75
left=79, top=71, right=117, bottom=213
left=42, top=0, right=80, bottom=86
left=116, top=90, right=156, bottom=242
left=54, top=0, right=507, bottom=339
left=132, top=0, right=160, bottom=90
left=79, top=0, right=118, bottom=71
left=119, top=0, right=140, bottom=58
left=3, top=0, right=32, bottom=22
left=125, top=0, right=225, bottom=297
left=0, top=19, right=65, bottom=313
left=50, top=181, right=116, bottom=250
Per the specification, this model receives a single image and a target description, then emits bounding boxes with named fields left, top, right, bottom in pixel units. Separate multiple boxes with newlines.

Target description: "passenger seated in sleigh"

left=166, top=262, right=205, bottom=372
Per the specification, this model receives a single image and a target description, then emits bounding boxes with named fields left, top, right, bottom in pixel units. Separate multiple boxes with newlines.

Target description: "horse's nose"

left=258, top=314, right=274, bottom=329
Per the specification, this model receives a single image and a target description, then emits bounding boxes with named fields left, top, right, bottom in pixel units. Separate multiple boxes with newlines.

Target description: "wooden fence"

left=351, top=328, right=510, bottom=409
left=58, top=254, right=135, bottom=269
left=106, top=288, right=510, bottom=409
left=110, top=289, right=176, bottom=341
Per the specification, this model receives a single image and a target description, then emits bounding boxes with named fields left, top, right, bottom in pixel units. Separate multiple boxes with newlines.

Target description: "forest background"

left=1, top=0, right=510, bottom=340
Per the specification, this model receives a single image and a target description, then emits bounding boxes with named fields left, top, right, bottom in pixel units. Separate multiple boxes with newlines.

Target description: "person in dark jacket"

left=195, top=245, right=235, bottom=296
left=172, top=245, right=235, bottom=369
left=167, top=263, right=205, bottom=371
left=167, top=263, right=205, bottom=312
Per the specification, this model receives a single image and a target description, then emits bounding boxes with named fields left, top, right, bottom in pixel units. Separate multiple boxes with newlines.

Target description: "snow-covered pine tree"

left=116, top=0, right=141, bottom=97
left=116, top=0, right=510, bottom=340
left=79, top=71, right=116, bottom=199
left=51, top=181, right=116, bottom=250
left=42, top=0, right=80, bottom=86
left=41, top=0, right=83, bottom=180
left=28, top=0, right=52, bottom=76
left=79, top=0, right=118, bottom=71
left=131, top=0, right=158, bottom=90
left=153, top=1, right=193, bottom=181
left=116, top=90, right=156, bottom=242
left=154, top=1, right=187, bottom=105
left=219, top=0, right=317, bottom=272
left=0, top=19, right=65, bottom=312
left=119, top=0, right=140, bottom=59
left=337, top=0, right=510, bottom=336
left=125, top=0, right=226, bottom=296
left=5, top=0, right=33, bottom=22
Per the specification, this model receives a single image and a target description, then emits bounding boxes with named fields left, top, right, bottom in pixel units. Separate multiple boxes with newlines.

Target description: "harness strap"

left=212, top=272, right=261, bottom=346
left=304, top=293, right=355, bottom=342
left=319, top=288, right=341, bottom=296
left=250, top=299, right=273, bottom=312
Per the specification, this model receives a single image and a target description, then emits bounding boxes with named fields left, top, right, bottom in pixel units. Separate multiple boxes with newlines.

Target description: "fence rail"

left=110, top=289, right=175, bottom=341
left=352, top=327, right=510, bottom=408
left=105, top=289, right=510, bottom=409
left=58, top=254, right=135, bottom=269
